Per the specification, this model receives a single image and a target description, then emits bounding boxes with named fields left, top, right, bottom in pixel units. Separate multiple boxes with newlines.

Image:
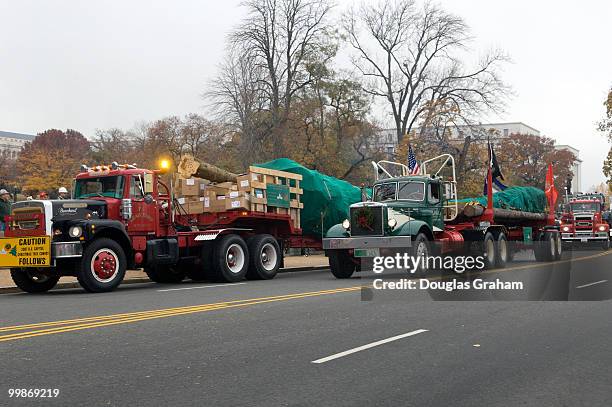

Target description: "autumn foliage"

left=17, top=129, right=90, bottom=195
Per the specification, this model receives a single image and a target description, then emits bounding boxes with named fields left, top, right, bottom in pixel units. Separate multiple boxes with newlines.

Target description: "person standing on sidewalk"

left=0, top=189, right=12, bottom=237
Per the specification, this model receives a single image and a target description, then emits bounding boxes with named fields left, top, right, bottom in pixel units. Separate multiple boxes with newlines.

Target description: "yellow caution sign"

left=0, top=236, right=51, bottom=268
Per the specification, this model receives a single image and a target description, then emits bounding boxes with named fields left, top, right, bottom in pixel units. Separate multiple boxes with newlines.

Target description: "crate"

left=247, top=166, right=303, bottom=230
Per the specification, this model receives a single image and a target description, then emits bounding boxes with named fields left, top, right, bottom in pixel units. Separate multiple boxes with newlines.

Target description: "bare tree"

left=343, top=0, right=509, bottom=146
left=225, top=0, right=333, bottom=152
left=207, top=45, right=271, bottom=163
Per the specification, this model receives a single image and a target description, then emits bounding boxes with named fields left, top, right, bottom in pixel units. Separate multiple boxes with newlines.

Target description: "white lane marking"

left=576, top=280, right=608, bottom=289
left=157, top=282, right=247, bottom=292
left=312, top=329, right=428, bottom=364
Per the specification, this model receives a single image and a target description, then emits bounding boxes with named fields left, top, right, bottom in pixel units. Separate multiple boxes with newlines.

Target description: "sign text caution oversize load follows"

left=0, top=236, right=51, bottom=267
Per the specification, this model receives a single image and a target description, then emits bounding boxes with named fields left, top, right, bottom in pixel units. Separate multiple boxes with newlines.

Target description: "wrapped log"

left=177, top=154, right=238, bottom=183
left=462, top=203, right=547, bottom=222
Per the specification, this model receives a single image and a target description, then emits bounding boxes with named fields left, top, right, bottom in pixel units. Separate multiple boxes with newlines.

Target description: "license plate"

left=580, top=238, right=588, bottom=243
left=0, top=236, right=51, bottom=268
left=354, top=248, right=380, bottom=258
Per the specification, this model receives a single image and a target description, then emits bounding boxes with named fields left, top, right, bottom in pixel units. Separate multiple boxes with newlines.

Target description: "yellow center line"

left=0, top=286, right=362, bottom=333
left=0, top=286, right=362, bottom=342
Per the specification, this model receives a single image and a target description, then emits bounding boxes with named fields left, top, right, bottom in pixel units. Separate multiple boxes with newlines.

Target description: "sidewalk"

left=0, top=255, right=329, bottom=290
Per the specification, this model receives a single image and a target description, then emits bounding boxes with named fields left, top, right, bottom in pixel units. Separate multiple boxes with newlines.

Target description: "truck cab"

left=323, top=155, right=459, bottom=278
left=559, top=193, right=610, bottom=249
left=3, top=163, right=174, bottom=293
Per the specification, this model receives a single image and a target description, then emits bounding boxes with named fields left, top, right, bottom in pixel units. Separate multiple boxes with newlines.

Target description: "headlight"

left=562, top=226, right=570, bottom=232
left=388, top=218, right=397, bottom=229
left=53, top=229, right=62, bottom=236
left=342, top=219, right=350, bottom=230
left=69, top=225, right=83, bottom=238
left=599, top=225, right=607, bottom=232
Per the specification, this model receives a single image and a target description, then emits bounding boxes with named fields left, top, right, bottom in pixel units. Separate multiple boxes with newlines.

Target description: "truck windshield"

left=398, top=182, right=425, bottom=201
left=74, top=176, right=125, bottom=199
left=571, top=202, right=600, bottom=212
left=373, top=183, right=397, bottom=202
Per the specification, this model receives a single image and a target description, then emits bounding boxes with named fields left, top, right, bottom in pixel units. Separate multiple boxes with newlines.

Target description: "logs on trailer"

left=462, top=204, right=547, bottom=222
left=177, top=154, right=238, bottom=183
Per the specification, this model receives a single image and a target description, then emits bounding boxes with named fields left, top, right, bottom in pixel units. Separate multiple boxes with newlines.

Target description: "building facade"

left=554, top=145, right=582, bottom=194
left=0, top=130, right=35, bottom=158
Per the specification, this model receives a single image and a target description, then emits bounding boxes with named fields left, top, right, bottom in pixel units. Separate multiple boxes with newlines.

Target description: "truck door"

left=126, top=173, right=158, bottom=235
left=428, top=182, right=445, bottom=230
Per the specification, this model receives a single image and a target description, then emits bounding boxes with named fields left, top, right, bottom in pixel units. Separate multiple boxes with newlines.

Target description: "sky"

left=1, top=0, right=611, bottom=191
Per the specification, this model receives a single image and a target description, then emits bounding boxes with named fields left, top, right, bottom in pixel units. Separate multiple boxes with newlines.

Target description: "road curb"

left=0, top=265, right=329, bottom=294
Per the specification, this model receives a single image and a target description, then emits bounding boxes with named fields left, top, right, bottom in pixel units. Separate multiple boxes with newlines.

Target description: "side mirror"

left=121, top=199, right=132, bottom=220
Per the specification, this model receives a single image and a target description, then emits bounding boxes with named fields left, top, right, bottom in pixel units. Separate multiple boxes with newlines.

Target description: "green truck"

left=323, top=154, right=561, bottom=278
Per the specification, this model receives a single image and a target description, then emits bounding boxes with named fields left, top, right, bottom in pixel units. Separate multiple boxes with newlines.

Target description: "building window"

left=503, top=128, right=509, bottom=137
left=386, top=146, right=394, bottom=154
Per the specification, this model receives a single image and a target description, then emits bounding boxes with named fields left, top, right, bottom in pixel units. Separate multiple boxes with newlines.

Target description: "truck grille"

left=350, top=205, right=384, bottom=236
left=12, top=207, right=44, bottom=230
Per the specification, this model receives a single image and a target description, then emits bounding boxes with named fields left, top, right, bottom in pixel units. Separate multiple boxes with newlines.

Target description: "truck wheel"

left=10, top=268, right=60, bottom=293
left=482, top=232, right=497, bottom=269
left=211, top=234, right=249, bottom=282
left=77, top=238, right=127, bottom=293
left=495, top=232, right=509, bottom=268
left=144, top=265, right=186, bottom=283
left=554, top=233, right=563, bottom=260
left=328, top=250, right=356, bottom=279
left=534, top=231, right=555, bottom=262
left=246, top=235, right=281, bottom=280
left=412, top=233, right=430, bottom=274
left=602, top=238, right=610, bottom=251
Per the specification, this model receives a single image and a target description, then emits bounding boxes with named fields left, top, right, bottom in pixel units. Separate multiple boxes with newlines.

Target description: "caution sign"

left=0, top=236, right=51, bottom=268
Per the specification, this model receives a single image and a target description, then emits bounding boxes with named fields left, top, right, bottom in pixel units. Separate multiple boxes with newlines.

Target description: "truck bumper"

left=52, top=241, right=83, bottom=258
left=323, top=236, right=413, bottom=250
left=561, top=234, right=609, bottom=242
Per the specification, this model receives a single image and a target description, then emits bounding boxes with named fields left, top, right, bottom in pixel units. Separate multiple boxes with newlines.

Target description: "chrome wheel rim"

left=226, top=244, right=245, bottom=274
left=498, top=238, right=507, bottom=262
left=486, top=239, right=495, bottom=263
left=416, top=241, right=428, bottom=257
left=260, top=243, right=278, bottom=271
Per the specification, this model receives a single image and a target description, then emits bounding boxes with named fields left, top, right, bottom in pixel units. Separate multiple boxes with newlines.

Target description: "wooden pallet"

left=248, top=166, right=303, bottom=229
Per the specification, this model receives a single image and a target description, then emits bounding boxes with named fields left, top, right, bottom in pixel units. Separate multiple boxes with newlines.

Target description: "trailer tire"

left=482, top=232, right=497, bottom=269
left=10, top=268, right=60, bottom=293
left=246, top=235, right=281, bottom=280
left=211, top=234, right=249, bottom=283
left=144, top=265, right=186, bottom=283
left=534, top=231, right=555, bottom=262
left=495, top=232, right=509, bottom=268
left=554, top=232, right=563, bottom=260
left=328, top=250, right=356, bottom=279
left=77, top=238, right=126, bottom=293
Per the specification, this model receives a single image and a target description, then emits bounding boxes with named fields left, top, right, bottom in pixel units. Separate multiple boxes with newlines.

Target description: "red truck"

left=1, top=162, right=320, bottom=293
left=559, top=193, right=611, bottom=250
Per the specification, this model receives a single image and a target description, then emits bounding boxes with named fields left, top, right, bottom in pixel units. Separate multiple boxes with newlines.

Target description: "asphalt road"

left=1, top=249, right=611, bottom=406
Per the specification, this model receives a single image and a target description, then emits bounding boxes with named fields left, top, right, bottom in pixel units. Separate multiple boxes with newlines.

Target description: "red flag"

left=545, top=163, right=558, bottom=207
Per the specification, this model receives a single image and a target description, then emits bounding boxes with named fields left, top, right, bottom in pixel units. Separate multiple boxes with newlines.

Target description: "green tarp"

left=256, top=158, right=363, bottom=237
left=456, top=186, right=546, bottom=213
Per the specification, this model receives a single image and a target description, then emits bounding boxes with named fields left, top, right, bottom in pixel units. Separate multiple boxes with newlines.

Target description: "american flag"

left=407, top=144, right=420, bottom=175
